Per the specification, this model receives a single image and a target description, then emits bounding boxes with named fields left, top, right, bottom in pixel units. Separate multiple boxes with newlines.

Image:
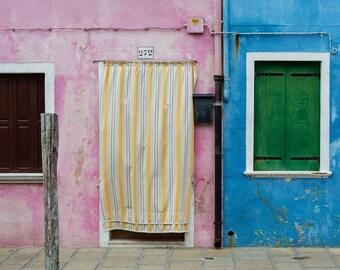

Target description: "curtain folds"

left=99, top=61, right=197, bottom=233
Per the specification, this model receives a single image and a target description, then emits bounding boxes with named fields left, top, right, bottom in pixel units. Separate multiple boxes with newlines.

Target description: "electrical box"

left=193, top=94, right=214, bottom=124
left=187, top=17, right=204, bottom=34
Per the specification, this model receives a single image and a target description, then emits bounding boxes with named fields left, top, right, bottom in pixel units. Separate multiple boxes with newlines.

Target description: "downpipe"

left=214, top=75, right=224, bottom=249
left=213, top=0, right=224, bottom=249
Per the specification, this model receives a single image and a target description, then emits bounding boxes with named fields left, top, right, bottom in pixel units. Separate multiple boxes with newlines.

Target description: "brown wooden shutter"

left=0, top=76, right=13, bottom=172
left=0, top=74, right=45, bottom=173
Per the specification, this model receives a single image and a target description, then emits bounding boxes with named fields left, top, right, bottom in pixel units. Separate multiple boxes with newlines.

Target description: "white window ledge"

left=244, top=171, right=332, bottom=179
left=0, top=173, right=43, bottom=184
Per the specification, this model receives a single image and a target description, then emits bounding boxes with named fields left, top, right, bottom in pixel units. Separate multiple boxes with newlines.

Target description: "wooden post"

left=41, top=113, right=59, bottom=270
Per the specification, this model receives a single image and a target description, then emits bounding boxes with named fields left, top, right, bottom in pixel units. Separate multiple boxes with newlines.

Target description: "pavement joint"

left=165, top=248, right=174, bottom=270
left=133, top=248, right=145, bottom=270
left=200, top=248, right=206, bottom=270
left=266, top=247, right=276, bottom=270
left=0, top=247, right=18, bottom=265
left=0, top=247, right=20, bottom=265
left=22, top=247, right=43, bottom=269
left=60, top=248, right=79, bottom=270
left=327, top=247, right=340, bottom=268
left=94, top=248, right=109, bottom=270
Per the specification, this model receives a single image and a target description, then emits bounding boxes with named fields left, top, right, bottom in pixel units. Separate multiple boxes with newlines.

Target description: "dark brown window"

left=0, top=74, right=45, bottom=173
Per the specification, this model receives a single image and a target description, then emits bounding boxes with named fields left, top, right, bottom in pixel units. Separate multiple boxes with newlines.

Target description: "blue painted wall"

left=223, top=1, right=340, bottom=246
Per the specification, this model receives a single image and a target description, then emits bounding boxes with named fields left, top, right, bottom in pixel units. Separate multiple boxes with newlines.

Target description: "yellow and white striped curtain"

left=99, top=61, right=197, bottom=233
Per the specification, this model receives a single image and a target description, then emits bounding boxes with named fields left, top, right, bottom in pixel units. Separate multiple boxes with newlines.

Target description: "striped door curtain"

left=98, top=61, right=197, bottom=233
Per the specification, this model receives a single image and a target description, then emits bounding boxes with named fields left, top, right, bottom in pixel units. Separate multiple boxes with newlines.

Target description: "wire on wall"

left=209, top=30, right=338, bottom=54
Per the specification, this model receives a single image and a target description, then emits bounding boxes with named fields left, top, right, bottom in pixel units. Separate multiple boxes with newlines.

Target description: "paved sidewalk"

left=0, top=247, right=339, bottom=270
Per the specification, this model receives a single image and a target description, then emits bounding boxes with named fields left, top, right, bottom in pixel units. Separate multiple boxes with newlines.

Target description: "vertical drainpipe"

left=213, top=0, right=224, bottom=249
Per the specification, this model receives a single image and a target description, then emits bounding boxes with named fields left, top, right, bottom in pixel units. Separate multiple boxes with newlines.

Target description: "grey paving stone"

left=96, top=266, right=135, bottom=270
left=271, top=255, right=296, bottom=262
left=334, top=255, right=340, bottom=265
left=60, top=248, right=78, bottom=260
left=329, top=248, right=340, bottom=255
left=275, top=262, right=303, bottom=270
left=296, top=248, right=329, bottom=253
left=2, top=253, right=34, bottom=266
left=169, top=261, right=203, bottom=270
left=270, top=248, right=295, bottom=256
left=205, top=248, right=233, bottom=257
left=0, top=265, right=23, bottom=270
left=101, top=256, right=137, bottom=267
left=24, top=260, right=44, bottom=268
left=62, top=258, right=100, bottom=270
left=138, top=255, right=166, bottom=265
left=203, top=256, right=234, bottom=267
left=0, top=254, right=13, bottom=263
left=107, top=248, right=142, bottom=257
left=295, top=252, right=333, bottom=258
left=77, top=248, right=107, bottom=253
left=234, top=260, right=273, bottom=269
left=0, top=248, right=17, bottom=256
left=171, top=253, right=204, bottom=261
left=233, top=251, right=269, bottom=261
left=137, top=265, right=164, bottom=270
left=72, top=252, right=105, bottom=260
left=301, top=258, right=337, bottom=268
left=232, top=248, right=267, bottom=253
left=205, top=267, right=234, bottom=270
left=304, top=268, right=339, bottom=270
left=173, top=248, right=203, bottom=255
left=17, top=248, right=42, bottom=254
left=143, top=248, right=168, bottom=255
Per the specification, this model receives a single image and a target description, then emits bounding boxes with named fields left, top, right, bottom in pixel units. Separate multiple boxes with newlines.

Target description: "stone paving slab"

left=0, top=246, right=339, bottom=269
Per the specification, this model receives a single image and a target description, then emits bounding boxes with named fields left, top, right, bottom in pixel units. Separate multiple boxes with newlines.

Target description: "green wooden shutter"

left=254, top=62, right=285, bottom=171
left=285, top=62, right=320, bottom=171
left=254, top=61, right=320, bottom=171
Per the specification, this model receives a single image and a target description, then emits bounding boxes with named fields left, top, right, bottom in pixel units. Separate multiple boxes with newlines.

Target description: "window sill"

left=244, top=171, right=332, bottom=179
left=0, top=173, right=43, bottom=184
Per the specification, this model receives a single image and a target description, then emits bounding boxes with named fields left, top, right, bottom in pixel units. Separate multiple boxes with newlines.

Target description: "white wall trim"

left=0, top=63, right=55, bottom=183
left=245, top=52, right=331, bottom=178
left=0, top=63, right=55, bottom=113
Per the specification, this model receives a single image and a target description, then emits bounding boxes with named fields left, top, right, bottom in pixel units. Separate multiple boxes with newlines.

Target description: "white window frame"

left=244, top=52, right=332, bottom=178
left=0, top=63, right=55, bottom=184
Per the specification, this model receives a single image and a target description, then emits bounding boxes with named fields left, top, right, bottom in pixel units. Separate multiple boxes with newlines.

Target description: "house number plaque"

left=137, top=46, right=154, bottom=59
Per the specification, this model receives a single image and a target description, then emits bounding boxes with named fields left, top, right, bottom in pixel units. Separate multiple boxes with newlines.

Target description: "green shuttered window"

left=254, top=62, right=320, bottom=171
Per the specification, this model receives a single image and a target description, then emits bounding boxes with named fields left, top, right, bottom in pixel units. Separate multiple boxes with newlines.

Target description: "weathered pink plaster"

left=0, top=0, right=217, bottom=247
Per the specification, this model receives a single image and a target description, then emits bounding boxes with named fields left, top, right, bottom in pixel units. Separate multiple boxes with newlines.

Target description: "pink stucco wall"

left=0, top=0, right=217, bottom=247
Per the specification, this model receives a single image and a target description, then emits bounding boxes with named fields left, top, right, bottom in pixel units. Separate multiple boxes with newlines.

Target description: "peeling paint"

left=256, top=186, right=287, bottom=223
left=331, top=100, right=338, bottom=122
left=73, top=145, right=86, bottom=185
left=314, top=205, right=321, bottom=214
left=196, top=194, right=205, bottom=214
left=295, top=222, right=305, bottom=245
